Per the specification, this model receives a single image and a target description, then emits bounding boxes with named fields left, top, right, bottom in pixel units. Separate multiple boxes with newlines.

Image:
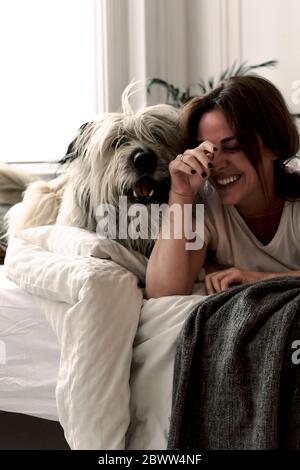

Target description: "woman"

left=145, top=75, right=300, bottom=298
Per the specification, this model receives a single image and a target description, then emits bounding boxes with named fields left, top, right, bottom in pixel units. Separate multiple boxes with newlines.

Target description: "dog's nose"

left=132, top=151, right=157, bottom=173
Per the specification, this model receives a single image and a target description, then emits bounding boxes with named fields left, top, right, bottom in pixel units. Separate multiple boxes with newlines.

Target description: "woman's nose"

left=211, top=151, right=228, bottom=172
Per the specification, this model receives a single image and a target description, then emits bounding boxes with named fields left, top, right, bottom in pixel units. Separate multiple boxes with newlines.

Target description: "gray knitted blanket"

left=167, top=277, right=300, bottom=450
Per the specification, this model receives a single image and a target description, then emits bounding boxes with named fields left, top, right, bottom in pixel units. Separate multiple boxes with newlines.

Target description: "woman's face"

left=197, top=109, right=277, bottom=216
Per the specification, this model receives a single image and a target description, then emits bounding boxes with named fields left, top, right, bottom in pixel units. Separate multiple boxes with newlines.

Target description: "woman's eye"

left=224, top=146, right=240, bottom=153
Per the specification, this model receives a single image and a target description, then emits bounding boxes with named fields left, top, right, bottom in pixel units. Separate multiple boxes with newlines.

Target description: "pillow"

left=10, top=224, right=148, bottom=282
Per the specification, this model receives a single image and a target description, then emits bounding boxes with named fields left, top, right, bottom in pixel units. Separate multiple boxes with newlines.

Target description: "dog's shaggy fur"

left=2, top=89, right=182, bottom=256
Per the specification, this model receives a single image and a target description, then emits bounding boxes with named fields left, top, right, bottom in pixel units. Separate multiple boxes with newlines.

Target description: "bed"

left=2, top=225, right=300, bottom=450
left=0, top=266, right=59, bottom=419
left=0, top=229, right=207, bottom=450
left=0, top=266, right=69, bottom=448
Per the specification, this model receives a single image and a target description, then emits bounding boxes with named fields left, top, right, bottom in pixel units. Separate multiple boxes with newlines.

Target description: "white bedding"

left=0, top=266, right=59, bottom=420
left=4, top=226, right=207, bottom=449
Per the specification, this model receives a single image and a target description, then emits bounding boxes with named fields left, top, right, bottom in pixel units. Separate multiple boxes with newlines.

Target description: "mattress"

left=0, top=266, right=59, bottom=420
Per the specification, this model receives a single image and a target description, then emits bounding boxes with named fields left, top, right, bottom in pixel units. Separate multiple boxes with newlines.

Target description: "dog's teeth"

left=132, top=187, right=154, bottom=198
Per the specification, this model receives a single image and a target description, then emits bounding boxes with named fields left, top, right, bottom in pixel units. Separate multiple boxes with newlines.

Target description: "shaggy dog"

left=2, top=90, right=182, bottom=256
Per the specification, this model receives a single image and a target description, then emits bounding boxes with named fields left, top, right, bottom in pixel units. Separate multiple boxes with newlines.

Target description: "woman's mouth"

left=213, top=174, right=241, bottom=188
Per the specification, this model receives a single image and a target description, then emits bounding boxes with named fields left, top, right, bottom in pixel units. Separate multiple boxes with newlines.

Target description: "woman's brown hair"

left=180, top=75, right=300, bottom=199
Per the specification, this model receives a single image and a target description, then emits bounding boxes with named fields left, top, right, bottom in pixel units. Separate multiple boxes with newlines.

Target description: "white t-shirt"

left=201, top=187, right=300, bottom=273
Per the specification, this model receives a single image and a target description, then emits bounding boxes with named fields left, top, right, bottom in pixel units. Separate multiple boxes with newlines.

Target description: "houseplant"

left=147, top=60, right=277, bottom=107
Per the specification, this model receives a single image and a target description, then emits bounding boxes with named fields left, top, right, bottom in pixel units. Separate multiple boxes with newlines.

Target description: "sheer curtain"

left=97, top=0, right=188, bottom=112
left=0, top=0, right=241, bottom=165
left=0, top=0, right=190, bottom=165
left=0, top=0, right=97, bottom=163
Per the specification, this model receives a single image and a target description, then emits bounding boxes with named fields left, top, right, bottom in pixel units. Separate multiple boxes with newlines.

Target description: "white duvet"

left=4, top=225, right=206, bottom=450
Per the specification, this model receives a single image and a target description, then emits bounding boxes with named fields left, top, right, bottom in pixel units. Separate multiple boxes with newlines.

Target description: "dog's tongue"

left=133, top=179, right=153, bottom=197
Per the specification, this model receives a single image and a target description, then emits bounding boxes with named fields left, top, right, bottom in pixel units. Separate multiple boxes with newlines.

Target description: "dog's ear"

left=59, top=122, right=93, bottom=165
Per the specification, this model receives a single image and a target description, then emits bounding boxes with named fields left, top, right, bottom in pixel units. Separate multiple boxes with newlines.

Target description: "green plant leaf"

left=147, top=60, right=279, bottom=107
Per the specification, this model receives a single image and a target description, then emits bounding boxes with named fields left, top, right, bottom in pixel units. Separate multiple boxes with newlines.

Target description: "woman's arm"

left=205, top=268, right=300, bottom=294
left=145, top=141, right=216, bottom=299
left=145, top=191, right=207, bottom=298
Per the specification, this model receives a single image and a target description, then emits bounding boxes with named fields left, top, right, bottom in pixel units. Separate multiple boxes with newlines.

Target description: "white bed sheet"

left=0, top=241, right=207, bottom=448
left=0, top=266, right=59, bottom=420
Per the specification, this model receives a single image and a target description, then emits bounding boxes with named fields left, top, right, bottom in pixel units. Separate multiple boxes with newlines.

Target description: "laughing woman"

left=145, top=75, right=300, bottom=298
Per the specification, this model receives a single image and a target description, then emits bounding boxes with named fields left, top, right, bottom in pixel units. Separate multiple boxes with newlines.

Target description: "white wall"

left=184, top=0, right=300, bottom=114
left=241, top=0, right=300, bottom=113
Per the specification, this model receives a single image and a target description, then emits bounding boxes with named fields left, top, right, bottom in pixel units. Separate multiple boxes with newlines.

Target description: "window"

left=0, top=0, right=97, bottom=163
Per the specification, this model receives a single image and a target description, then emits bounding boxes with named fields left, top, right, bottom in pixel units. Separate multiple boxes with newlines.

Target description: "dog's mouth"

left=127, top=176, right=170, bottom=204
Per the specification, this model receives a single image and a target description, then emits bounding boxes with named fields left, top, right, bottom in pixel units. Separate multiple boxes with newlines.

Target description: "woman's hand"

left=169, top=141, right=216, bottom=196
left=205, top=268, right=283, bottom=295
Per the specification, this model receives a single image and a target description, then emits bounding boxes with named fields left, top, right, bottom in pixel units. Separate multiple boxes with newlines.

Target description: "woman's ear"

left=265, top=149, right=278, bottom=161
left=258, top=138, right=278, bottom=161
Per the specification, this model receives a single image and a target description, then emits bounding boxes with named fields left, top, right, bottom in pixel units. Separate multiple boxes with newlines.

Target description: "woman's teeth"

left=216, top=175, right=240, bottom=186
